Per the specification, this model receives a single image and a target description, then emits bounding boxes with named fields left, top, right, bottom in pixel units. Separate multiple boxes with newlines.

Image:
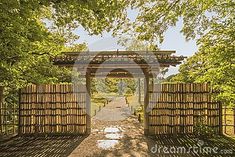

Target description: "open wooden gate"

left=147, top=83, right=222, bottom=135
left=19, top=84, right=89, bottom=135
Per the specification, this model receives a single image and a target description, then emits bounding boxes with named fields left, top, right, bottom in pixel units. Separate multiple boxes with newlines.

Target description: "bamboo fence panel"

left=222, top=106, right=235, bottom=135
left=0, top=86, right=18, bottom=137
left=148, top=83, right=221, bottom=135
left=19, top=84, right=87, bottom=135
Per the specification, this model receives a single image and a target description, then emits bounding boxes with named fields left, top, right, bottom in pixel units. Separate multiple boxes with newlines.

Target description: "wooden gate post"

left=138, top=78, right=141, bottom=104
left=86, top=69, right=91, bottom=134
left=144, top=70, right=150, bottom=135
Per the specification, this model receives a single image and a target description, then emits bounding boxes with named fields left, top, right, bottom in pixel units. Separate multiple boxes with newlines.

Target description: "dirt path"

left=69, top=97, right=156, bottom=157
left=94, top=97, right=132, bottom=121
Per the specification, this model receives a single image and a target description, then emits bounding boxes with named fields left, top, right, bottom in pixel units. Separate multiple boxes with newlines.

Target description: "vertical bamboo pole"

left=138, top=78, right=141, bottom=104
left=86, top=69, right=91, bottom=134
left=219, top=101, right=223, bottom=135
left=224, top=105, right=227, bottom=134
left=19, top=88, right=23, bottom=134
left=0, top=86, right=3, bottom=135
left=144, top=69, right=150, bottom=135
left=233, top=108, right=235, bottom=135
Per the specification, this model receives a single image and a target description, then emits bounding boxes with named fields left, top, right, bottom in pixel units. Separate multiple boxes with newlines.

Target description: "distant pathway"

left=94, top=97, right=132, bottom=121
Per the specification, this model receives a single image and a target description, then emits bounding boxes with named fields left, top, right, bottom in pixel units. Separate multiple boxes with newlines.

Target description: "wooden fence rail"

left=19, top=84, right=87, bottom=135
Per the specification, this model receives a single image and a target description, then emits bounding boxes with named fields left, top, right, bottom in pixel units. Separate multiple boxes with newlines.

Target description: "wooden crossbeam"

left=61, top=50, right=176, bottom=56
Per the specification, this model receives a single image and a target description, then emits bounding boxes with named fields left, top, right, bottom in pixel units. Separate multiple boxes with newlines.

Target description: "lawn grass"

left=126, top=95, right=144, bottom=122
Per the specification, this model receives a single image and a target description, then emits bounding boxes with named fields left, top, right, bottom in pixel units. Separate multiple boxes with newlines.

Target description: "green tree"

left=129, top=0, right=235, bottom=105
left=171, top=18, right=235, bottom=105
left=65, top=43, right=88, bottom=52
left=0, top=0, right=130, bottom=86
left=131, top=0, right=235, bottom=43
left=0, top=0, right=131, bottom=107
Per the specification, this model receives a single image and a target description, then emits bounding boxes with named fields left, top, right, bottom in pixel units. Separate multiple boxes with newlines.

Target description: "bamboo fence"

left=148, top=83, right=221, bottom=135
left=19, top=84, right=87, bottom=135
left=0, top=86, right=18, bottom=137
left=11, top=83, right=234, bottom=136
left=223, top=106, right=235, bottom=135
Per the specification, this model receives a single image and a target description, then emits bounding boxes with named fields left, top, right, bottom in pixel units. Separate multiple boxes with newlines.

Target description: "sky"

left=73, top=10, right=198, bottom=77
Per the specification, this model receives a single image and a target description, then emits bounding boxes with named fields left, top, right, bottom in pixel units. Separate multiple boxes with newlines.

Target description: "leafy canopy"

left=0, top=0, right=130, bottom=88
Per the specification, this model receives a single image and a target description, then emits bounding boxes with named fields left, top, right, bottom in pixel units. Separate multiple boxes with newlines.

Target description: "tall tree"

left=131, top=0, right=235, bottom=43
left=0, top=0, right=130, bottom=88
left=172, top=18, right=235, bottom=105
left=0, top=0, right=130, bottom=105
left=128, top=0, right=235, bottom=105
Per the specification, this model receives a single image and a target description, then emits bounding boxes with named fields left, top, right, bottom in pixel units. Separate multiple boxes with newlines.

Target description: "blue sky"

left=73, top=10, right=198, bottom=76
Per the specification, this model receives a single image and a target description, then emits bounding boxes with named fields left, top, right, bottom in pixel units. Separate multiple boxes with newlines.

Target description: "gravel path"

left=69, top=97, right=156, bottom=157
left=94, top=97, right=132, bottom=121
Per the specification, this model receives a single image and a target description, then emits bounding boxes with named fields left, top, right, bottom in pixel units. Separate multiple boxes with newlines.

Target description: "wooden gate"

left=147, top=83, right=222, bottom=135
left=19, top=84, right=89, bottom=135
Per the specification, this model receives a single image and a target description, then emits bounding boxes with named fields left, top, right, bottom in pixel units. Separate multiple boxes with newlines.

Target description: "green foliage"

left=92, top=78, right=137, bottom=96
left=1, top=0, right=234, bottom=109
left=0, top=0, right=131, bottom=109
left=118, top=38, right=158, bottom=51
left=130, top=0, right=235, bottom=43
left=0, top=0, right=130, bottom=85
left=170, top=14, right=235, bottom=105
left=133, top=0, right=235, bottom=105
left=194, top=116, right=216, bottom=137
left=124, top=79, right=137, bottom=95
left=64, top=43, right=88, bottom=52
left=51, top=0, right=130, bottom=35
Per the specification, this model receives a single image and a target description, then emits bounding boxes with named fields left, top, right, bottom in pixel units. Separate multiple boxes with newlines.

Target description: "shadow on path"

left=0, top=135, right=86, bottom=157
left=70, top=96, right=235, bottom=157
left=89, top=132, right=235, bottom=157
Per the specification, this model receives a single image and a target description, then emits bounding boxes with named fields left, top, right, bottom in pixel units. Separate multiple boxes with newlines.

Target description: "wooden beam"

left=55, top=63, right=174, bottom=68
left=61, top=50, right=176, bottom=56
left=90, top=74, right=140, bottom=78
left=60, top=63, right=177, bottom=67
left=77, top=70, right=157, bottom=78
